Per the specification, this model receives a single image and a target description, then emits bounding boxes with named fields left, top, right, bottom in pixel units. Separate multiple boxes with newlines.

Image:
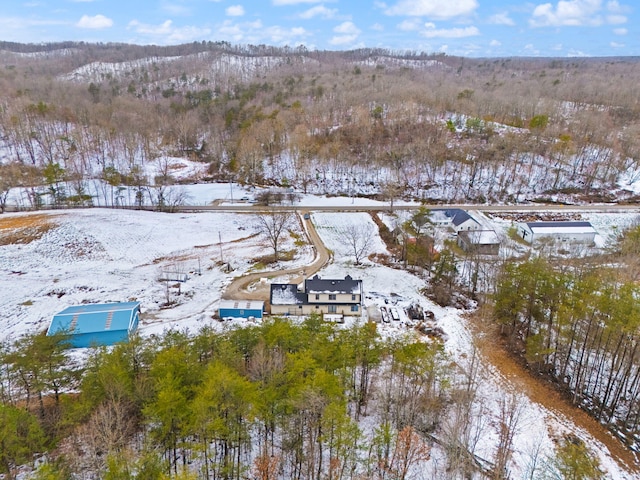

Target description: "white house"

left=430, top=209, right=480, bottom=232
left=517, top=221, right=597, bottom=245
left=270, top=275, right=363, bottom=318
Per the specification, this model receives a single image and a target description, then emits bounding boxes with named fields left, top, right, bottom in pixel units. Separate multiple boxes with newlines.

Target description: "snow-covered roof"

left=526, top=221, right=596, bottom=234
left=219, top=300, right=264, bottom=311
left=270, top=284, right=305, bottom=305
left=305, top=275, right=362, bottom=295
left=458, top=230, right=500, bottom=245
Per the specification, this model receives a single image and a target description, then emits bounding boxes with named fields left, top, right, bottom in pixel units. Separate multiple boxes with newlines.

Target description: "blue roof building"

left=46, top=302, right=141, bottom=348
left=219, top=300, right=264, bottom=320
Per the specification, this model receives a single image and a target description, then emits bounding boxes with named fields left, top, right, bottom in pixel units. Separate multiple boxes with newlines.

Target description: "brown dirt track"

left=222, top=212, right=331, bottom=303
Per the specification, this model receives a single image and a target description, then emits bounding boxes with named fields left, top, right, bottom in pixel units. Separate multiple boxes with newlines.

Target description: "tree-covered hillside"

left=1, top=43, right=640, bottom=209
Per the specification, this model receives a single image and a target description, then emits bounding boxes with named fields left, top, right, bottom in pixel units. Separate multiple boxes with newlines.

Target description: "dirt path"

left=222, top=212, right=332, bottom=302
left=467, top=308, right=640, bottom=474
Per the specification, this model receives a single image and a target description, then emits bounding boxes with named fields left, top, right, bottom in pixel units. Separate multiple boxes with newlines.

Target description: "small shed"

left=457, top=230, right=501, bottom=255
left=47, top=302, right=140, bottom=348
left=219, top=300, right=264, bottom=320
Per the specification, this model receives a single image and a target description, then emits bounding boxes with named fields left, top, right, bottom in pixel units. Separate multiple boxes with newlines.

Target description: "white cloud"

left=421, top=23, right=480, bottom=38
left=385, top=0, right=478, bottom=19
left=488, top=12, right=515, bottom=26
left=161, top=3, right=192, bottom=16
left=273, top=0, right=323, bottom=5
left=334, top=21, right=360, bottom=35
left=329, top=35, right=358, bottom=45
left=330, top=21, right=361, bottom=45
left=299, top=5, right=337, bottom=19
left=530, top=0, right=606, bottom=27
left=613, top=27, right=627, bottom=34
left=127, top=19, right=211, bottom=44
left=371, top=23, right=384, bottom=31
left=76, top=14, right=113, bottom=29
left=610, top=41, right=625, bottom=47
left=490, top=39, right=501, bottom=46
left=398, top=19, right=422, bottom=31
left=606, top=0, right=629, bottom=13
left=268, top=25, right=307, bottom=42
left=216, top=19, right=307, bottom=45
left=607, top=14, right=627, bottom=24
left=226, top=5, right=245, bottom=16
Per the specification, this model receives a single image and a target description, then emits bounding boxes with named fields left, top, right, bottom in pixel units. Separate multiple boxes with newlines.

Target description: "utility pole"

left=218, top=231, right=223, bottom=262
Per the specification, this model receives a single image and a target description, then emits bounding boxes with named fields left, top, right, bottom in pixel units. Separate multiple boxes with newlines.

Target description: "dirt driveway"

left=222, top=212, right=331, bottom=302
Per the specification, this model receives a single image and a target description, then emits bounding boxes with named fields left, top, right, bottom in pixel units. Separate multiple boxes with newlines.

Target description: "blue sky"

left=0, top=0, right=637, bottom=57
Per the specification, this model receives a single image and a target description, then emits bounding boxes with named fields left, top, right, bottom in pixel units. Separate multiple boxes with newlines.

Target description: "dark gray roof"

left=270, top=284, right=306, bottom=305
left=526, top=221, right=593, bottom=228
left=304, top=275, right=362, bottom=295
left=448, top=209, right=478, bottom=227
left=431, top=208, right=479, bottom=227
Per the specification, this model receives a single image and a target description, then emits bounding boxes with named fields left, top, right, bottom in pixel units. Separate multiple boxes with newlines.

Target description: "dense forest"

left=0, top=316, right=470, bottom=479
left=493, top=228, right=640, bottom=451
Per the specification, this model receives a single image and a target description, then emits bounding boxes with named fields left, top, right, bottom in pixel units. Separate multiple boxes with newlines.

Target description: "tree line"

left=492, top=239, right=640, bottom=453
left=1, top=43, right=639, bottom=211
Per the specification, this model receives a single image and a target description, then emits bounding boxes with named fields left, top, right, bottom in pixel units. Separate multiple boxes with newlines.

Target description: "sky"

left=0, top=0, right=637, bottom=57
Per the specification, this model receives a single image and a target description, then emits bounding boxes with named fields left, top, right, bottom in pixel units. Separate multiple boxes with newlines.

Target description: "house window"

left=328, top=305, right=337, bottom=313
left=351, top=305, right=359, bottom=312
left=351, top=294, right=356, bottom=301
left=329, top=294, right=336, bottom=300
left=315, top=294, right=319, bottom=300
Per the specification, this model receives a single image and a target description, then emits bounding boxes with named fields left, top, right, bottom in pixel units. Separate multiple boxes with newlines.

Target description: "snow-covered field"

left=0, top=208, right=315, bottom=340
left=1, top=204, right=637, bottom=478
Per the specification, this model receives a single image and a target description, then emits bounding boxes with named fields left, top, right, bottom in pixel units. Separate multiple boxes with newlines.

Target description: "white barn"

left=517, top=221, right=597, bottom=245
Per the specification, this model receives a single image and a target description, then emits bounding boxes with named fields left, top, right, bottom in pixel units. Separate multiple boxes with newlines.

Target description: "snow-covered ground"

left=0, top=204, right=637, bottom=478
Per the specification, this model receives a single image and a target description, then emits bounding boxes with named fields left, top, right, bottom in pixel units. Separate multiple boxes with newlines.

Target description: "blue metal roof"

left=47, top=302, right=140, bottom=337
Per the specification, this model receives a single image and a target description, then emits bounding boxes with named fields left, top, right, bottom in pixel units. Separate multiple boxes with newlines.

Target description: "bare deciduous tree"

left=255, top=209, right=293, bottom=261
left=492, top=393, right=525, bottom=479
left=339, top=223, right=375, bottom=265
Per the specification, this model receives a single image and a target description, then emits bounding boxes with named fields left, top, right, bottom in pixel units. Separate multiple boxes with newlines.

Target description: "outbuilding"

left=457, top=230, right=501, bottom=255
left=517, top=221, right=597, bottom=245
left=218, top=300, right=264, bottom=320
left=46, top=302, right=140, bottom=348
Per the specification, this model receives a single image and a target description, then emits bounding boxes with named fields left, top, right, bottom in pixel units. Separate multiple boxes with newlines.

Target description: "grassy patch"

left=507, top=226, right=529, bottom=245
left=289, top=229, right=307, bottom=247
left=251, top=249, right=296, bottom=267
left=0, top=214, right=57, bottom=245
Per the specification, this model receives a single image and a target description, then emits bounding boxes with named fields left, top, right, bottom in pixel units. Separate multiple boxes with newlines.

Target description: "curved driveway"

left=222, top=212, right=331, bottom=302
